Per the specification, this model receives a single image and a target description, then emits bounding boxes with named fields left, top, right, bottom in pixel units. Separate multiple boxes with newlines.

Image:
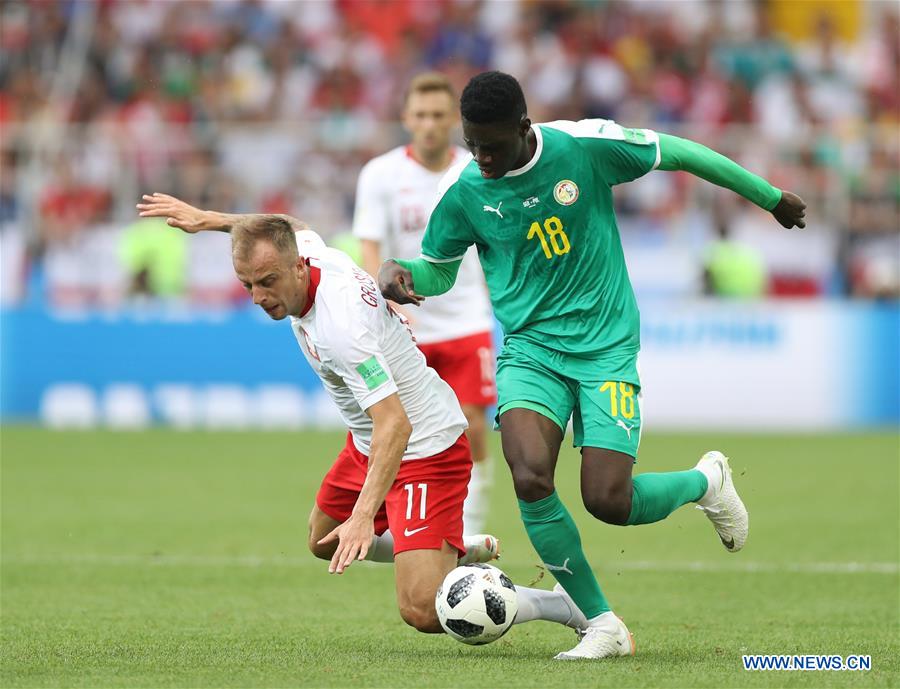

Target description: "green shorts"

left=495, top=338, right=642, bottom=457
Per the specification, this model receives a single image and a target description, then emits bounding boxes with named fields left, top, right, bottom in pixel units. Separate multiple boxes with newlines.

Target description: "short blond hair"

left=231, top=214, right=305, bottom=262
left=404, top=72, right=455, bottom=105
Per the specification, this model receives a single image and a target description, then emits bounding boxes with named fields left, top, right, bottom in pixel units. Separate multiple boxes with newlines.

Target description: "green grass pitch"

left=1, top=427, right=898, bottom=688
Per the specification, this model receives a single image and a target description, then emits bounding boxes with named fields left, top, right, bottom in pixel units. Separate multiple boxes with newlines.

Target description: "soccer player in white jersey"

left=353, top=73, right=495, bottom=535
left=136, top=193, right=593, bottom=638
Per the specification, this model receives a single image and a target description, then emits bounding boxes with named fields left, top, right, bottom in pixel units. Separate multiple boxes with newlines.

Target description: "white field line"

left=610, top=560, right=898, bottom=575
left=2, top=554, right=897, bottom=575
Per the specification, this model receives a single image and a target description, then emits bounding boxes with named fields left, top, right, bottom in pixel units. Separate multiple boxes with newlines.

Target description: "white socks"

left=587, top=611, right=619, bottom=628
left=696, top=464, right=721, bottom=504
left=513, top=586, right=577, bottom=626
left=363, top=530, right=395, bottom=562
left=463, top=457, right=493, bottom=535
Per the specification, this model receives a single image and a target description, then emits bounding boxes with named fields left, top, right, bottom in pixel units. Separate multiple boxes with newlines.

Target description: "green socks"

left=517, top=472, right=707, bottom=617
left=518, top=491, right=610, bottom=618
left=626, top=470, right=708, bottom=526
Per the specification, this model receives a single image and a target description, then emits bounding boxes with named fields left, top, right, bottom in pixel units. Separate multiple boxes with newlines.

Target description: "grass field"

left=1, top=427, right=898, bottom=688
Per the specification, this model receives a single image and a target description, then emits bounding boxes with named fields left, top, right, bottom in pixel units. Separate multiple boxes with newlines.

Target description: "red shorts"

left=315, top=432, right=472, bottom=556
left=418, top=331, right=497, bottom=407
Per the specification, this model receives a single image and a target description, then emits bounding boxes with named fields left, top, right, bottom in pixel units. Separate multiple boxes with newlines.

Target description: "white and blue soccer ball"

left=435, top=563, right=518, bottom=645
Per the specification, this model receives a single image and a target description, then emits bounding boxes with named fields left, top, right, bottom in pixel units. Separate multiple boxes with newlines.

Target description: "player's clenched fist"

left=136, top=193, right=211, bottom=233
left=771, top=190, right=807, bottom=229
left=378, top=260, right=424, bottom=306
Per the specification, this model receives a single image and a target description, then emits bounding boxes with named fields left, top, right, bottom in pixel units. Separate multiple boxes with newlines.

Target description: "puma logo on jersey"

left=616, top=419, right=635, bottom=439
left=482, top=202, right=503, bottom=218
left=544, top=558, right=573, bottom=575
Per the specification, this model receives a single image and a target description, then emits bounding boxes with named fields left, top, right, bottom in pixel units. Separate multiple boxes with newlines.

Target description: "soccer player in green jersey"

left=379, top=71, right=808, bottom=660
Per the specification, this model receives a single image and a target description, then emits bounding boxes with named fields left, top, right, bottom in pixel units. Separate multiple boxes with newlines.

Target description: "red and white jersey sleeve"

left=290, top=242, right=467, bottom=459
left=351, top=145, right=493, bottom=345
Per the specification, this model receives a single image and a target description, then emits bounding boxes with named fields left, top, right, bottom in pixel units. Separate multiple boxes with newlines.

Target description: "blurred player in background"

left=353, top=73, right=496, bottom=536
left=136, top=193, right=592, bottom=641
left=381, top=71, right=807, bottom=660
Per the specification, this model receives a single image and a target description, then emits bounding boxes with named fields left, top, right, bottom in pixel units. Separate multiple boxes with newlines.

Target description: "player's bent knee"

left=508, top=465, right=554, bottom=502
left=398, top=602, right=442, bottom=634
left=307, top=538, right=335, bottom=560
left=583, top=494, right=632, bottom=526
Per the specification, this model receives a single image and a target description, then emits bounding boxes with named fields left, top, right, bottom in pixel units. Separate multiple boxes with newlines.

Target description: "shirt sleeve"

left=563, top=119, right=660, bottom=186
left=351, top=159, right=390, bottom=242
left=657, top=133, right=782, bottom=211
left=325, top=301, right=399, bottom=412
left=419, top=184, right=475, bottom=262
left=394, top=256, right=462, bottom=296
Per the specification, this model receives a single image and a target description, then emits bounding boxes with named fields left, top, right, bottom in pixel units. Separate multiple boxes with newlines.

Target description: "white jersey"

left=290, top=237, right=467, bottom=459
left=352, top=145, right=493, bottom=345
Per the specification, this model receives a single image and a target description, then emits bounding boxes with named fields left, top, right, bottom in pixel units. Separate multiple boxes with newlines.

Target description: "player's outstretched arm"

left=317, top=393, right=411, bottom=574
left=136, top=193, right=239, bottom=233
left=378, top=257, right=462, bottom=305
left=656, top=134, right=807, bottom=229
left=136, top=193, right=307, bottom=234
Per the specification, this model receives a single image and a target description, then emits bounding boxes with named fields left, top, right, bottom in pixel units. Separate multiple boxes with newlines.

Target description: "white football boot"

left=552, top=583, right=589, bottom=634
left=456, top=534, right=500, bottom=565
left=554, top=612, right=635, bottom=660
left=694, top=451, right=749, bottom=552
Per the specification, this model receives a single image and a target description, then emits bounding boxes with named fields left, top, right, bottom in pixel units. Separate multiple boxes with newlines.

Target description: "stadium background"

left=1, top=0, right=898, bottom=430
left=1, top=2, right=898, bottom=688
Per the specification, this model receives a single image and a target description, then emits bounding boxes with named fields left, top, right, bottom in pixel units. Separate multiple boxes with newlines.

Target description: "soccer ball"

left=435, top=563, right=518, bottom=645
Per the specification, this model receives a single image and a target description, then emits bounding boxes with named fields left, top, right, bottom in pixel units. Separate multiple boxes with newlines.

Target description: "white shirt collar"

left=504, top=125, right=543, bottom=177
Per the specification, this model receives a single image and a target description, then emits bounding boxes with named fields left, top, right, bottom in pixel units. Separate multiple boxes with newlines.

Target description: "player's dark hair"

left=460, top=71, right=527, bottom=125
left=231, top=215, right=303, bottom=262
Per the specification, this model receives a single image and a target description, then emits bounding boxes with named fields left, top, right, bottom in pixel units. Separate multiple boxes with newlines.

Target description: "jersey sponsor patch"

left=553, top=180, right=579, bottom=206
left=356, top=356, right=389, bottom=390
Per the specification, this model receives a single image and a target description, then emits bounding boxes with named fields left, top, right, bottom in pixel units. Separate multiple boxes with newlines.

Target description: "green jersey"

left=421, top=119, right=659, bottom=368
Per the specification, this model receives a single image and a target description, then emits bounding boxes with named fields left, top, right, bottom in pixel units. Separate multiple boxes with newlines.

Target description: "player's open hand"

left=771, top=190, right=807, bottom=229
left=378, top=260, right=424, bottom=306
left=136, top=193, right=209, bottom=233
left=317, top=515, right=374, bottom=574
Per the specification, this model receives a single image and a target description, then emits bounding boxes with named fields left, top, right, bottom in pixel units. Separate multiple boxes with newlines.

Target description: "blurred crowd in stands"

left=1, top=0, right=897, bottom=307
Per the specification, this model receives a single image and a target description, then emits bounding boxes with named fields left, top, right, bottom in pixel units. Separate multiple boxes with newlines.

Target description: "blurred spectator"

left=844, top=144, right=900, bottom=299
left=0, top=150, right=17, bottom=223
left=702, top=213, right=767, bottom=299
left=426, top=1, right=493, bottom=71
left=714, top=2, right=794, bottom=92
left=38, top=157, right=111, bottom=247
left=119, top=217, right=187, bottom=299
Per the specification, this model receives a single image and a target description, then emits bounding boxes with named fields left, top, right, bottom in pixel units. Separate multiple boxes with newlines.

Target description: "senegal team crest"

left=553, top=179, right=579, bottom=206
